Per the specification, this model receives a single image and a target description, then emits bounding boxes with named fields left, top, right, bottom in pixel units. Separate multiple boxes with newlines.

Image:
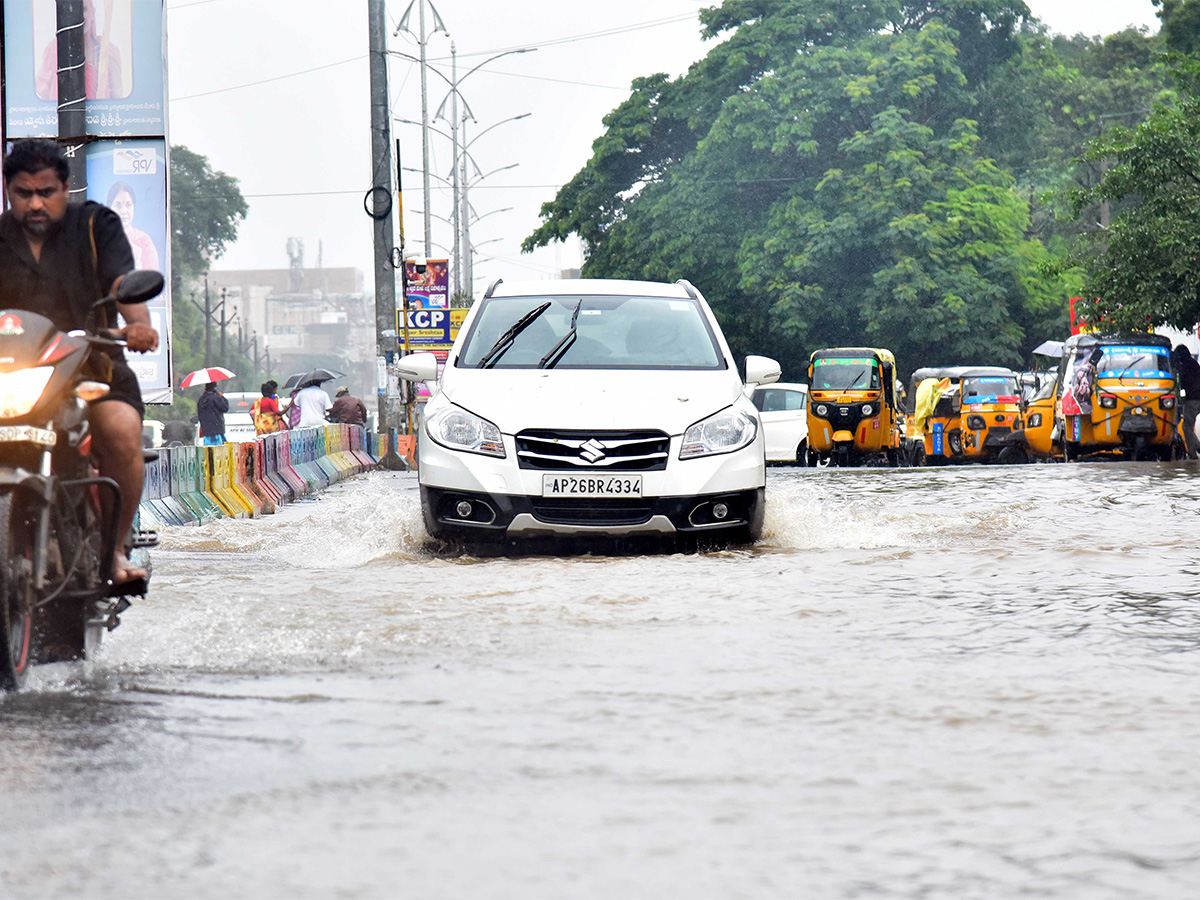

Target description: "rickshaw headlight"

left=1027, top=413, right=1042, bottom=428
left=1160, top=396, right=1176, bottom=410
left=1099, top=395, right=1118, bottom=409
left=815, top=404, right=828, bottom=417
left=861, top=404, right=874, bottom=416
left=966, top=414, right=986, bottom=431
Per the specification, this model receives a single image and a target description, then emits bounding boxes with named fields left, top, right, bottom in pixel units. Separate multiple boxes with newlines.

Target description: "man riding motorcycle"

left=0, top=139, right=159, bottom=586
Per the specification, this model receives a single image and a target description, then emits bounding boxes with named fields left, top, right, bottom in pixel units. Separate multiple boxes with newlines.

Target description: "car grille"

left=515, top=429, right=670, bottom=471
left=529, top=498, right=654, bottom=526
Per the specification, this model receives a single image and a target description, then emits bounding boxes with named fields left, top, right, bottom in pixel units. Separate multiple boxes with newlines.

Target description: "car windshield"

left=457, top=294, right=724, bottom=369
left=962, top=376, right=1019, bottom=401
left=1098, top=345, right=1171, bottom=378
left=812, top=358, right=879, bottom=390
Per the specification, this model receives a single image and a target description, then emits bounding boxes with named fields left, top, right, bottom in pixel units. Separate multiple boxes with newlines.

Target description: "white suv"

left=397, top=278, right=780, bottom=543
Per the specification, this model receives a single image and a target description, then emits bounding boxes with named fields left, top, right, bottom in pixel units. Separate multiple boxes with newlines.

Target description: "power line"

left=431, top=13, right=699, bottom=61
left=171, top=55, right=367, bottom=102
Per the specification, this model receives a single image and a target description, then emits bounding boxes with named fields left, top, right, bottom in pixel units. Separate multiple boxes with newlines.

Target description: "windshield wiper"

left=476, top=301, right=552, bottom=369
left=538, top=299, right=582, bottom=369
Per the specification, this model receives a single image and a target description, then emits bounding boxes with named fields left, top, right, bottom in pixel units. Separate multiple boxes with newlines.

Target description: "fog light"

left=455, top=500, right=473, bottom=518
left=712, top=502, right=729, bottom=520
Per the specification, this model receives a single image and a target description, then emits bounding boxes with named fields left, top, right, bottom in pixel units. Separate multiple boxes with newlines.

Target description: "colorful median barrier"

left=139, top=424, right=380, bottom=527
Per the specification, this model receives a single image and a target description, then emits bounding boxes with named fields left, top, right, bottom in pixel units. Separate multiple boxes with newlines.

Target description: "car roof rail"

left=483, top=277, right=504, bottom=299
left=675, top=279, right=699, bottom=300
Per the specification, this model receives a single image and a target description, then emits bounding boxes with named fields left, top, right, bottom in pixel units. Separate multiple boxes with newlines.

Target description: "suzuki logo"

left=580, top=439, right=607, bottom=462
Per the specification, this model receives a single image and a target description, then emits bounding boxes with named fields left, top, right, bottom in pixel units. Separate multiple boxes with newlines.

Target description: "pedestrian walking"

left=196, top=382, right=229, bottom=445
left=292, top=381, right=333, bottom=428
left=251, top=380, right=287, bottom=434
left=1173, top=345, right=1200, bottom=459
left=329, top=386, right=367, bottom=426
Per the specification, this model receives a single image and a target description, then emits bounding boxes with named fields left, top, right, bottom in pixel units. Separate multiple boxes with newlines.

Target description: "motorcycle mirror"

left=115, top=270, right=165, bottom=305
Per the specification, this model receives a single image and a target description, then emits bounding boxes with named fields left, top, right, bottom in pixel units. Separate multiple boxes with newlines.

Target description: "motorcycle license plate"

left=542, top=474, right=642, bottom=498
left=0, top=425, right=56, bottom=446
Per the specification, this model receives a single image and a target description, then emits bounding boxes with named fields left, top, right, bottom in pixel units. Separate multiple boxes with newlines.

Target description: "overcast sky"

left=166, top=0, right=1162, bottom=295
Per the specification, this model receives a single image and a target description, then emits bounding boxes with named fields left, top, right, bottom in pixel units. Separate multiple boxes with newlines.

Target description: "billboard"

left=86, top=139, right=172, bottom=402
left=3, top=0, right=167, bottom=137
left=396, top=307, right=466, bottom=349
left=405, top=258, right=449, bottom=310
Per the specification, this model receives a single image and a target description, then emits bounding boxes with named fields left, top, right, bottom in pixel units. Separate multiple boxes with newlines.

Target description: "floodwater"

left=2, top=463, right=1200, bottom=898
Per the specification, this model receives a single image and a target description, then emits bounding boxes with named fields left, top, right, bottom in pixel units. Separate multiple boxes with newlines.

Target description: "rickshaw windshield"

left=962, top=376, right=1019, bottom=402
left=812, top=358, right=880, bottom=390
left=1097, top=345, right=1171, bottom=379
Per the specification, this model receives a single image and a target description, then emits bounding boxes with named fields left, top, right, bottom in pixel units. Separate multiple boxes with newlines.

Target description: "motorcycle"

left=0, top=269, right=164, bottom=690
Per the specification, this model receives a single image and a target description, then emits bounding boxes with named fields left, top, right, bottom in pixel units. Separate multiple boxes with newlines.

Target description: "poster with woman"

left=86, top=139, right=172, bottom=403
left=3, top=0, right=165, bottom=137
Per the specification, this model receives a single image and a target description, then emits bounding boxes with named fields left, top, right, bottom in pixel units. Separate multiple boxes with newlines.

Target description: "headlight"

left=861, top=404, right=873, bottom=416
left=426, top=405, right=505, bottom=457
left=0, top=367, right=54, bottom=419
left=1028, top=413, right=1042, bottom=428
left=680, top=408, right=757, bottom=459
left=1099, top=395, right=1117, bottom=409
left=1160, top=396, right=1176, bottom=410
left=815, top=404, right=828, bottom=417
left=966, top=414, right=986, bottom=430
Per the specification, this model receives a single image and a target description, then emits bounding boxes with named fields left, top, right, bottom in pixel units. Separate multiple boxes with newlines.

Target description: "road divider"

left=138, top=425, right=382, bottom=528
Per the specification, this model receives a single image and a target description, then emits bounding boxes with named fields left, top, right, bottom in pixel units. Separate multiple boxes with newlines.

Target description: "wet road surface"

left=2, top=464, right=1200, bottom=898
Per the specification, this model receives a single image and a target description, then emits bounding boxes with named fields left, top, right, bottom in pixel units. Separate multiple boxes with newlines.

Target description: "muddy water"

left=2, top=464, right=1199, bottom=898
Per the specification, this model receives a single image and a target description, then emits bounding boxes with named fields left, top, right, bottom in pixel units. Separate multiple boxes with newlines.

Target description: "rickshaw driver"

left=0, top=139, right=159, bottom=585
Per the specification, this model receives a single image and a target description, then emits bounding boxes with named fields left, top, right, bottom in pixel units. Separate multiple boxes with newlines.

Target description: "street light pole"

left=450, top=42, right=461, bottom=299
left=395, top=0, right=448, bottom=260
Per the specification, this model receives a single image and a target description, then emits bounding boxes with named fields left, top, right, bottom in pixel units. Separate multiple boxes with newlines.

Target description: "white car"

left=397, top=278, right=780, bottom=543
left=221, top=391, right=259, bottom=443
left=751, top=382, right=809, bottom=464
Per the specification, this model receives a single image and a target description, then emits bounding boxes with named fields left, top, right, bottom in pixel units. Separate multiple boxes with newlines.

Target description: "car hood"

left=439, top=367, right=744, bottom=435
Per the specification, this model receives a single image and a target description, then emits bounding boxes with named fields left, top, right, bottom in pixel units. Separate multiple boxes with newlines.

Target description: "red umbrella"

left=180, top=366, right=235, bottom=388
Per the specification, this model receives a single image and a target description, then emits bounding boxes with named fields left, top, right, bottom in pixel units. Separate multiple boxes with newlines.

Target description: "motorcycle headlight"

left=426, top=405, right=505, bottom=457
left=680, top=408, right=757, bottom=459
left=1027, top=413, right=1042, bottom=428
left=0, top=367, right=54, bottom=419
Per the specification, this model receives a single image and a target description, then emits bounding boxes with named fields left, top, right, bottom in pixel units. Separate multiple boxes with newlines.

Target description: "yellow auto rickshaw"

left=806, top=347, right=901, bottom=466
left=1057, top=333, right=1179, bottom=461
left=904, top=366, right=1023, bottom=465
left=1017, top=376, right=1061, bottom=461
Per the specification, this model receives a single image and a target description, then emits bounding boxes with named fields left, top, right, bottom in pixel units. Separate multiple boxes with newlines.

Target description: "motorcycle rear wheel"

left=0, top=493, right=35, bottom=690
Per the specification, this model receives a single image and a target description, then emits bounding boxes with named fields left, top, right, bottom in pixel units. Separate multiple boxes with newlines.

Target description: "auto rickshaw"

left=904, top=366, right=1023, bottom=465
left=1016, top=376, right=1061, bottom=462
left=1057, top=333, right=1179, bottom=461
left=806, top=347, right=902, bottom=466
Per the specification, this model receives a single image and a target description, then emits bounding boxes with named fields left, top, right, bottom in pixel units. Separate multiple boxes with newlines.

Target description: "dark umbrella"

left=281, top=372, right=307, bottom=392
left=297, top=366, right=345, bottom=388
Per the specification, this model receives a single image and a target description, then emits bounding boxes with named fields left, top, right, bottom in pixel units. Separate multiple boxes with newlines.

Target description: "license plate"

left=541, top=474, right=642, bottom=497
left=0, top=425, right=55, bottom=446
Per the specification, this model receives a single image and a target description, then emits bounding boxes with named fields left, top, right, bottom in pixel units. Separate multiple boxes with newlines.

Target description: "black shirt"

left=196, top=391, right=229, bottom=437
left=1177, top=352, right=1200, bottom=398
left=0, top=201, right=134, bottom=332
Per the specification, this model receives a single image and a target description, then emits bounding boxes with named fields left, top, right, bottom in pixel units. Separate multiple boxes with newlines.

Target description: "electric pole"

left=369, top=0, right=403, bottom=467
left=55, top=0, right=87, bottom=194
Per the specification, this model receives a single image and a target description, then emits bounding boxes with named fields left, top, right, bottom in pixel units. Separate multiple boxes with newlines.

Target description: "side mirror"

left=745, top=355, right=781, bottom=386
left=396, top=352, right=438, bottom=383
left=115, top=269, right=164, bottom=305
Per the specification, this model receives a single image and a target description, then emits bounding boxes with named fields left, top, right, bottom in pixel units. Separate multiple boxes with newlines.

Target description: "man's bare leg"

left=87, top=399, right=146, bottom=583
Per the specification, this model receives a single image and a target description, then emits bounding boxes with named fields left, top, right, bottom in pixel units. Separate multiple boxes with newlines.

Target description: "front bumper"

left=421, top=484, right=765, bottom=538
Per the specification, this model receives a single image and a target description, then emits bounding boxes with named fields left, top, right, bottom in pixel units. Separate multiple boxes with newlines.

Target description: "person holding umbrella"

left=292, top=378, right=334, bottom=428
left=196, top=382, right=229, bottom=445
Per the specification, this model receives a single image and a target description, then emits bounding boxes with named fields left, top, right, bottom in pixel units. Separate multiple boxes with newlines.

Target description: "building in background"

left=210, top=240, right=371, bottom=401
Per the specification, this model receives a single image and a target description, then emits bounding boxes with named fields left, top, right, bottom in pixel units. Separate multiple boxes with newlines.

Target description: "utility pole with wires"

left=55, top=0, right=88, bottom=194
left=368, top=0, right=406, bottom=469
left=394, top=0, right=448, bottom=260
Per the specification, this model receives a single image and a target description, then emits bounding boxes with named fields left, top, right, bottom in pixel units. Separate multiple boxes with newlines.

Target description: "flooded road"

left=3, top=464, right=1200, bottom=898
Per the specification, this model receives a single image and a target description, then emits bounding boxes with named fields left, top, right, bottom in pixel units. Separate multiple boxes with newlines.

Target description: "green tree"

left=526, top=2, right=1075, bottom=376
left=1066, top=56, right=1200, bottom=332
